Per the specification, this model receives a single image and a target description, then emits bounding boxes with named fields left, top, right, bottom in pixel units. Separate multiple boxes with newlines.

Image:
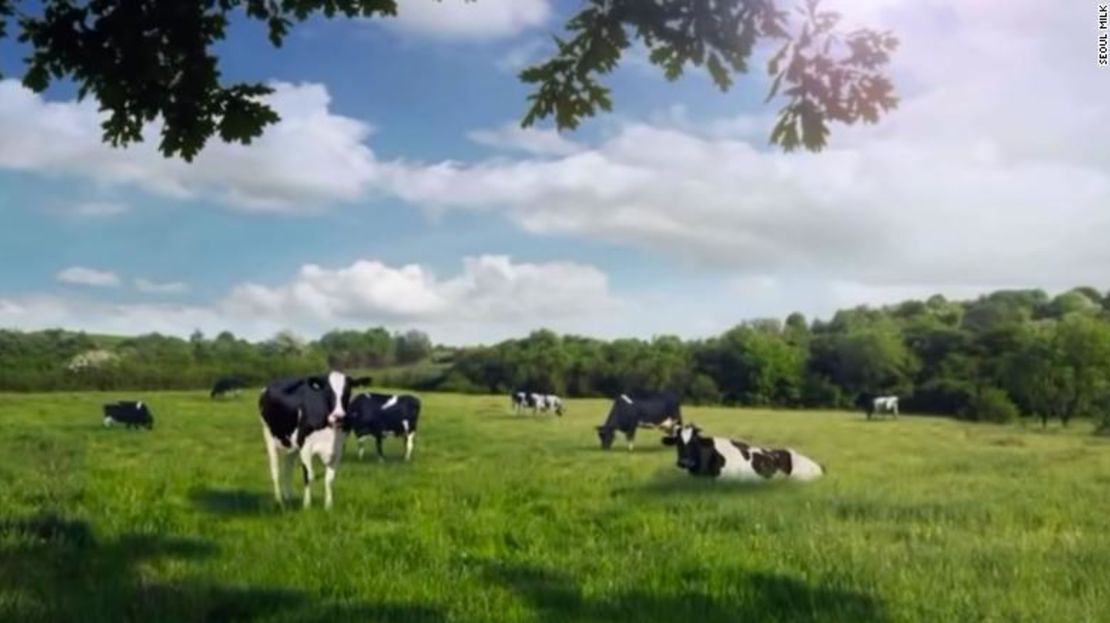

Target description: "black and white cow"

left=511, top=391, right=529, bottom=413
left=596, top=391, right=682, bottom=451
left=258, top=372, right=371, bottom=509
left=857, top=393, right=899, bottom=420
left=663, top=424, right=824, bottom=481
left=528, top=393, right=564, bottom=416
left=345, top=392, right=421, bottom=461
left=102, top=401, right=154, bottom=429
left=210, top=376, right=247, bottom=399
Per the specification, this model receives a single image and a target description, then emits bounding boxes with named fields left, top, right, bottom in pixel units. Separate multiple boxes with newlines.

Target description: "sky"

left=0, top=0, right=1106, bottom=345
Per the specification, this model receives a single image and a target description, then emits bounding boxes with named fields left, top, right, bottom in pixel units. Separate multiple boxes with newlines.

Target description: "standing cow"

left=857, top=393, right=899, bottom=420
left=511, top=391, right=528, bottom=413
left=346, top=392, right=421, bottom=461
left=663, top=424, right=824, bottom=481
left=258, top=372, right=371, bottom=509
left=530, top=393, right=564, bottom=416
left=210, top=376, right=247, bottom=399
left=596, top=391, right=682, bottom=451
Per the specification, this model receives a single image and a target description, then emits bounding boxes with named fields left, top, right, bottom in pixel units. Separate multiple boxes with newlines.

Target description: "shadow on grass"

left=484, top=561, right=883, bottom=623
left=188, top=486, right=274, bottom=517
left=0, top=513, right=446, bottom=622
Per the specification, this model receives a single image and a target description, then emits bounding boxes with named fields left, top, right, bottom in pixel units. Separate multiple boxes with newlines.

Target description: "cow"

left=526, top=393, right=564, bottom=416
left=346, top=392, right=421, bottom=461
left=258, top=372, right=371, bottom=509
left=663, top=424, right=824, bottom=481
left=857, top=393, right=899, bottom=420
left=596, top=391, right=682, bottom=451
left=210, top=375, right=247, bottom=399
left=536, top=394, right=565, bottom=416
left=102, top=401, right=154, bottom=429
left=511, top=391, right=528, bottom=413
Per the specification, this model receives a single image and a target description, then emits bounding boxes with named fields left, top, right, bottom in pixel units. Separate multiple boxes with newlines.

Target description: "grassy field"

left=0, top=391, right=1107, bottom=622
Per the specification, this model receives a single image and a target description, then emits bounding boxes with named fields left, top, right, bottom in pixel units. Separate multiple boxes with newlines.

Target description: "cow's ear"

left=351, top=376, right=373, bottom=388
left=661, top=435, right=677, bottom=446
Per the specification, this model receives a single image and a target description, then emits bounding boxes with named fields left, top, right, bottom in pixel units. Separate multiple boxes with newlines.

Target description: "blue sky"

left=0, top=0, right=1105, bottom=344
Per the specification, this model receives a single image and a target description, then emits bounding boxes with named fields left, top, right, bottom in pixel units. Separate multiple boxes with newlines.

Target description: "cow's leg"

left=625, top=429, right=636, bottom=452
left=262, top=428, right=285, bottom=505
left=404, top=432, right=415, bottom=461
left=300, top=453, right=315, bottom=509
left=357, top=436, right=366, bottom=460
left=376, top=435, right=385, bottom=462
left=324, top=463, right=337, bottom=510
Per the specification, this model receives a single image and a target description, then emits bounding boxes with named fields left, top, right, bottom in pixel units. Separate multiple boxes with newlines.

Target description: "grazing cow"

left=258, top=372, right=371, bottom=509
left=527, top=393, right=564, bottom=416
left=346, top=392, right=422, bottom=461
left=210, top=376, right=247, bottom=399
left=102, top=401, right=154, bottom=429
left=663, top=424, right=824, bottom=481
left=857, top=393, right=899, bottom=420
left=596, top=391, right=682, bottom=451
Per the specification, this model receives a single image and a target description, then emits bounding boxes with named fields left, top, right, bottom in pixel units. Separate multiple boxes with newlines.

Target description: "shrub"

left=961, top=387, right=1019, bottom=423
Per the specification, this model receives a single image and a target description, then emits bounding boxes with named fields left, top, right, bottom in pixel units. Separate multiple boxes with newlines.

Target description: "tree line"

left=3, top=287, right=1110, bottom=430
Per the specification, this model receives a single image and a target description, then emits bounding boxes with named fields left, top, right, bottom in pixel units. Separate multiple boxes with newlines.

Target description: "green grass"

left=0, top=392, right=1107, bottom=622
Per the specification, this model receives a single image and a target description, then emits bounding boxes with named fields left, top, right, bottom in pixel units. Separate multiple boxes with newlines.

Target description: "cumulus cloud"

left=133, top=278, right=190, bottom=295
left=380, top=0, right=1109, bottom=292
left=0, top=80, right=379, bottom=212
left=389, top=0, right=550, bottom=40
left=3, top=256, right=618, bottom=344
left=468, top=122, right=584, bottom=156
left=56, top=266, right=121, bottom=288
left=225, top=254, right=615, bottom=326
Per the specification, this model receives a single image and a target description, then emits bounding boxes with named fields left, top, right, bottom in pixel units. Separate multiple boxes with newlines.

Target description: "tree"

left=1, top=0, right=897, bottom=160
left=394, top=330, right=433, bottom=365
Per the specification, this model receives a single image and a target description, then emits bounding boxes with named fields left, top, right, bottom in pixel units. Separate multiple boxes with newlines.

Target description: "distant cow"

left=102, top=401, right=154, bottom=429
left=529, top=393, right=564, bottom=416
left=596, top=391, right=682, bottom=451
left=663, top=424, right=824, bottom=481
left=346, top=392, right=421, bottom=461
left=210, top=376, right=247, bottom=399
left=258, top=372, right=371, bottom=509
left=511, top=391, right=528, bottom=413
left=857, top=393, right=899, bottom=420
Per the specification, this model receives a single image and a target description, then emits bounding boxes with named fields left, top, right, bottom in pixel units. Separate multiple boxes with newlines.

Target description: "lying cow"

left=102, top=401, right=154, bottom=429
left=857, top=393, right=899, bottom=420
left=210, top=375, right=247, bottom=399
left=258, top=372, right=371, bottom=509
left=663, top=424, right=824, bottom=481
left=346, top=392, right=421, bottom=461
left=596, top=391, right=681, bottom=451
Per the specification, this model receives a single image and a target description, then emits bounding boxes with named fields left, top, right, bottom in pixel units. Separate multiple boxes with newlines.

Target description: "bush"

left=960, top=387, right=1019, bottom=423
left=685, top=374, right=721, bottom=405
left=906, top=378, right=973, bottom=415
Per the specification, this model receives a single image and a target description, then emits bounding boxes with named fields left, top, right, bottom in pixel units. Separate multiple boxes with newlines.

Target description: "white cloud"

left=56, top=267, right=121, bottom=288
left=468, top=122, right=584, bottom=156
left=68, top=201, right=129, bottom=217
left=0, top=255, right=621, bottom=344
left=378, top=0, right=1110, bottom=293
left=389, top=0, right=550, bottom=40
left=0, top=80, right=379, bottom=212
left=225, top=254, right=615, bottom=327
left=133, top=278, right=190, bottom=295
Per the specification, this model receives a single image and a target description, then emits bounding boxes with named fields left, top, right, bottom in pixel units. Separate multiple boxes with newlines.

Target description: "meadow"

left=0, top=391, right=1107, bottom=622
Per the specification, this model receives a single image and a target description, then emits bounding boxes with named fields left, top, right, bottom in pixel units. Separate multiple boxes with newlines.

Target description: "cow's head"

left=596, top=426, right=616, bottom=450
left=662, top=424, right=709, bottom=472
left=306, top=372, right=370, bottom=426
